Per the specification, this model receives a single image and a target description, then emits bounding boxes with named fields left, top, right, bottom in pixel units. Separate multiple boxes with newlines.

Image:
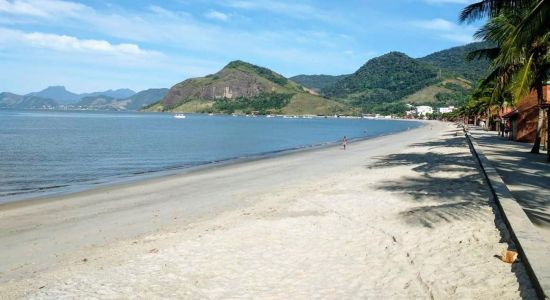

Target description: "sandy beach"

left=0, top=121, right=537, bottom=299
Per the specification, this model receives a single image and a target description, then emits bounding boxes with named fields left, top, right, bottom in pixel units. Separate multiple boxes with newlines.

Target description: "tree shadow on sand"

left=366, top=134, right=536, bottom=299
left=367, top=136, right=491, bottom=229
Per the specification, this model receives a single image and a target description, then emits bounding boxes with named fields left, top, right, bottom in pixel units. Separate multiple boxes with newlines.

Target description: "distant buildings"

left=439, top=106, right=455, bottom=114
left=416, top=106, right=433, bottom=116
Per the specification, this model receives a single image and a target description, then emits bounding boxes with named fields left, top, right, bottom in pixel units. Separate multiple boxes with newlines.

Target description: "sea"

left=0, top=110, right=420, bottom=203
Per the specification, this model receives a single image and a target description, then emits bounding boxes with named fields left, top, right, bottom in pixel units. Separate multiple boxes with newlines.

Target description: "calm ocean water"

left=0, top=110, right=420, bottom=202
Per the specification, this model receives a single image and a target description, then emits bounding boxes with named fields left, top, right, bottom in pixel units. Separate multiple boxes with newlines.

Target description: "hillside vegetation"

left=418, top=42, right=491, bottom=82
left=402, top=78, right=472, bottom=105
left=288, top=42, right=492, bottom=114
left=322, top=52, right=440, bottom=111
left=148, top=60, right=354, bottom=115
left=289, top=74, right=349, bottom=91
left=0, top=92, right=58, bottom=109
left=142, top=42, right=493, bottom=115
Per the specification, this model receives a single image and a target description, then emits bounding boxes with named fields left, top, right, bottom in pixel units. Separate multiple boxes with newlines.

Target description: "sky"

left=0, top=0, right=482, bottom=94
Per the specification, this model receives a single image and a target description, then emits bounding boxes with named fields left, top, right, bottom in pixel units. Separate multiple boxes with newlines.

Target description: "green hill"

left=0, top=92, right=58, bottom=109
left=145, top=43, right=492, bottom=115
left=300, top=42, right=493, bottom=113
left=146, top=60, right=353, bottom=115
left=401, top=78, right=472, bottom=106
left=125, top=88, right=168, bottom=110
left=289, top=74, right=349, bottom=92
left=322, top=52, right=440, bottom=111
left=418, top=42, right=491, bottom=82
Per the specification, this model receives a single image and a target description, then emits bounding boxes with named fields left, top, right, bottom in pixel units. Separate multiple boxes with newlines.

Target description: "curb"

left=465, top=132, right=550, bottom=300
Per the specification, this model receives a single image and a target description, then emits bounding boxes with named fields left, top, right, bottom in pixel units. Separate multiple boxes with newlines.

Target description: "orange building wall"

left=510, top=85, right=549, bottom=143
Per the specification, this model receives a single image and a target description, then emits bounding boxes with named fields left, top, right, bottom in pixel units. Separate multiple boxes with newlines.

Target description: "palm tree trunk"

left=485, top=107, right=490, bottom=131
left=498, top=105, right=503, bottom=136
left=530, top=83, right=544, bottom=153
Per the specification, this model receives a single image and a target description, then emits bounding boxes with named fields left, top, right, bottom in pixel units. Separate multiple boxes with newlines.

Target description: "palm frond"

left=460, top=0, right=539, bottom=23
left=466, top=47, right=500, bottom=61
left=509, top=53, right=535, bottom=104
left=510, top=0, right=550, bottom=46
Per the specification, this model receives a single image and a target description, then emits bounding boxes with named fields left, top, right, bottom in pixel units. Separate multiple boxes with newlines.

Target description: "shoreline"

left=0, top=121, right=433, bottom=280
left=0, top=119, right=424, bottom=208
left=2, top=120, right=534, bottom=298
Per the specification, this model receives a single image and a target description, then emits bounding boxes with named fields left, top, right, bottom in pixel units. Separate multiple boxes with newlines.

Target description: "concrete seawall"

left=466, top=132, right=550, bottom=300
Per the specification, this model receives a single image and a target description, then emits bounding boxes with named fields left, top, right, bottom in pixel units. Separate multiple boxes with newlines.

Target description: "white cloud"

left=411, top=18, right=455, bottom=31
left=205, top=10, right=229, bottom=21
left=224, top=0, right=335, bottom=22
left=410, top=18, right=476, bottom=43
left=149, top=5, right=191, bottom=19
left=0, top=2, right=368, bottom=89
left=440, top=32, right=477, bottom=43
left=0, top=27, right=160, bottom=57
left=0, top=0, right=88, bottom=17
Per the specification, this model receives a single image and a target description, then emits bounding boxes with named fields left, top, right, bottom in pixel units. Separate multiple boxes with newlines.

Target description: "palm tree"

left=461, top=1, right=550, bottom=155
left=460, top=0, right=549, bottom=40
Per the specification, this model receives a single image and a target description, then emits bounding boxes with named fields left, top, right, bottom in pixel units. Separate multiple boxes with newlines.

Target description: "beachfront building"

left=416, top=106, right=433, bottom=116
left=499, top=83, right=549, bottom=146
left=439, top=106, right=455, bottom=114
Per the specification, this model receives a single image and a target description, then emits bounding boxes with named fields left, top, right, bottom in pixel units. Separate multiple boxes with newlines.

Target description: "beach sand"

left=0, top=121, right=537, bottom=299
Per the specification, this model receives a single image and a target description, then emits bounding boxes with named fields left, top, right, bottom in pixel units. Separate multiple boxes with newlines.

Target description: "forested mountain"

left=74, top=95, right=124, bottom=110
left=322, top=52, right=440, bottom=111
left=146, top=60, right=352, bottom=115
left=1, top=88, right=167, bottom=111
left=289, top=42, right=493, bottom=114
left=0, top=92, right=58, bottom=109
left=23, top=86, right=136, bottom=106
left=418, top=41, right=491, bottom=82
left=2, top=42, right=492, bottom=115
left=289, top=74, right=349, bottom=92
left=125, top=88, right=169, bottom=110
left=27, top=86, right=80, bottom=104
left=73, top=89, right=168, bottom=111
left=80, top=89, right=136, bottom=100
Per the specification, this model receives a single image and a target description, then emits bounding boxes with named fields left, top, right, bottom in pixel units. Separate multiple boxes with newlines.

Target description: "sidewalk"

left=470, top=129, right=550, bottom=241
left=468, top=128, right=550, bottom=299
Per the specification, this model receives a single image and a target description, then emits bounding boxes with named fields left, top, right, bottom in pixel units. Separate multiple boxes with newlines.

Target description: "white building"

left=416, top=106, right=433, bottom=116
left=439, top=106, right=455, bottom=114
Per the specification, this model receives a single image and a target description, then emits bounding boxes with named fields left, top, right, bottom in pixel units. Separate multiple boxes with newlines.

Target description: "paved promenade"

left=470, top=129, right=550, bottom=240
left=468, top=128, right=550, bottom=299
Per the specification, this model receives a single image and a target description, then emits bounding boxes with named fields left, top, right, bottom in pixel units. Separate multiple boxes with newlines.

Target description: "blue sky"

left=0, top=0, right=481, bottom=94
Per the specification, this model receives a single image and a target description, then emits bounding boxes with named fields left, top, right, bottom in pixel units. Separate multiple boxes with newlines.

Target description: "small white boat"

left=174, top=114, right=186, bottom=119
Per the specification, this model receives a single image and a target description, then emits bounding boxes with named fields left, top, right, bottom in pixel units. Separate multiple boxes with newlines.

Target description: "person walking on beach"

left=342, top=136, right=348, bottom=150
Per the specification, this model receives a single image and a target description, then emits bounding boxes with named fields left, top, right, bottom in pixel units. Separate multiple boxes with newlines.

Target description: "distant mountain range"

left=0, top=86, right=168, bottom=111
left=147, top=42, right=490, bottom=115
left=292, top=42, right=491, bottom=114
left=27, top=86, right=81, bottom=104
left=0, top=92, right=59, bottom=110
left=1, top=42, right=492, bottom=115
